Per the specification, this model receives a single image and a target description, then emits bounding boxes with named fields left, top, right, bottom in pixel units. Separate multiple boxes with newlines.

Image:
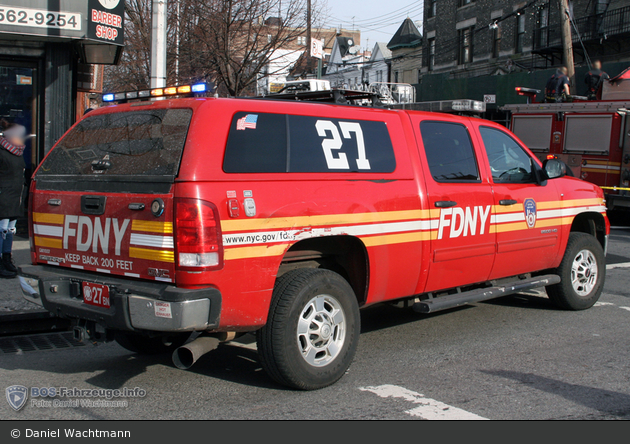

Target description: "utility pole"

left=306, top=0, right=311, bottom=56
left=559, top=0, right=575, bottom=86
left=150, top=0, right=167, bottom=89
left=175, top=0, right=180, bottom=86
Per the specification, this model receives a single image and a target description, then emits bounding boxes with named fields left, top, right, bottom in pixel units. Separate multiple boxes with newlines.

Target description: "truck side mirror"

left=542, top=158, right=566, bottom=179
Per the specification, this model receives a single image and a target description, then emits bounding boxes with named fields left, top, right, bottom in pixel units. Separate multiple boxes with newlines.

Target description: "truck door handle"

left=499, top=199, right=518, bottom=206
left=434, top=201, right=457, bottom=208
left=81, top=195, right=107, bottom=215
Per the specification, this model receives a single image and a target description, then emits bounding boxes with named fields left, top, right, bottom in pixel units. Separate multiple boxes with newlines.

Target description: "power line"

left=328, top=0, right=423, bottom=26
left=326, top=0, right=543, bottom=69
left=328, top=4, right=424, bottom=30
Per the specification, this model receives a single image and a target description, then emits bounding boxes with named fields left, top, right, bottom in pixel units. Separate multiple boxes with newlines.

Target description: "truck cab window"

left=479, top=126, right=536, bottom=184
left=420, top=121, right=480, bottom=182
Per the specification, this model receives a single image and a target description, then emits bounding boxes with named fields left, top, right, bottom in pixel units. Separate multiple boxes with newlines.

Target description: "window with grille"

left=515, top=14, right=526, bottom=53
left=428, top=38, right=436, bottom=71
left=492, top=26, right=501, bottom=58
left=428, top=0, right=437, bottom=17
left=458, top=27, right=474, bottom=64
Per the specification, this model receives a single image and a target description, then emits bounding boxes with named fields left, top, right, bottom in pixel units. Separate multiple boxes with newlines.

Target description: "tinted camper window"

left=223, top=112, right=396, bottom=174
left=223, top=112, right=287, bottom=173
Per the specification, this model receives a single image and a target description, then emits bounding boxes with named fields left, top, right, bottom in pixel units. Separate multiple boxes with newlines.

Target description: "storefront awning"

left=0, top=0, right=124, bottom=64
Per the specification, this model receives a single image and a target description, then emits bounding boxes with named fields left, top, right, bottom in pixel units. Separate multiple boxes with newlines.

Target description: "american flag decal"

left=236, top=114, right=258, bottom=130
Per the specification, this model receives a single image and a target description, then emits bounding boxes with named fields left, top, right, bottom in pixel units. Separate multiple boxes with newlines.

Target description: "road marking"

left=594, top=301, right=630, bottom=314
left=359, top=384, right=487, bottom=420
left=606, top=262, right=630, bottom=270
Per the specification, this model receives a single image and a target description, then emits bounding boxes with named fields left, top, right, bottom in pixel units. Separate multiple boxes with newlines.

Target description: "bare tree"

left=105, top=0, right=327, bottom=96
left=187, top=0, right=315, bottom=96
left=104, top=0, right=152, bottom=91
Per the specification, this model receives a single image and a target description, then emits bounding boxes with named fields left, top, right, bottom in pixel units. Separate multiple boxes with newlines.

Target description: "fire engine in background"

left=504, top=68, right=630, bottom=214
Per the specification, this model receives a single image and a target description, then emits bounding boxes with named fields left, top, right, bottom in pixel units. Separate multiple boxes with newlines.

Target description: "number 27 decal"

left=316, top=120, right=371, bottom=170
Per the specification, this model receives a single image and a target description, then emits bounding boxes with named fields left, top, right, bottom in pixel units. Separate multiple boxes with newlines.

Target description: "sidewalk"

left=0, top=236, right=43, bottom=313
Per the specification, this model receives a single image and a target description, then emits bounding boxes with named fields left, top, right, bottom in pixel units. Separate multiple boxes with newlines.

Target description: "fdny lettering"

left=63, top=216, right=129, bottom=255
left=437, top=206, right=491, bottom=240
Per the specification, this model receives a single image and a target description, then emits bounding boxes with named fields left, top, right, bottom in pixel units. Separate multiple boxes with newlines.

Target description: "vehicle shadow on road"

left=0, top=347, right=174, bottom=389
left=0, top=341, right=283, bottom=391
left=175, top=341, right=282, bottom=390
left=482, top=369, right=630, bottom=418
left=359, top=303, right=473, bottom=334
left=482, top=293, right=560, bottom=311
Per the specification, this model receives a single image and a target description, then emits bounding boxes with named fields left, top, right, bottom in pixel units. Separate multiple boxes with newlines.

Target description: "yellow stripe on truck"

left=32, top=212, right=64, bottom=224
left=131, top=220, right=174, bottom=234
left=221, top=209, right=432, bottom=233
left=129, top=247, right=174, bottom=263
left=361, top=231, right=431, bottom=247
left=34, top=236, right=63, bottom=249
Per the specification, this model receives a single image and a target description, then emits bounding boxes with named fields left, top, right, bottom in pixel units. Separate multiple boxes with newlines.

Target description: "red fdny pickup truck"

left=19, top=86, right=609, bottom=390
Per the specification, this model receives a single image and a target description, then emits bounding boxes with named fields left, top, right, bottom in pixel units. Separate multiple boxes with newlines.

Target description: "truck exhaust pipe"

left=172, top=336, right=220, bottom=370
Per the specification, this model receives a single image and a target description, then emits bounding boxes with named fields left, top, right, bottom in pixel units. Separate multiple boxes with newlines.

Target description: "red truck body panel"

left=28, top=97, right=609, bottom=331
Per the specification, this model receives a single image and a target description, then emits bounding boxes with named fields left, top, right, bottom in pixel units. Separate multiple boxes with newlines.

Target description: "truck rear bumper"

left=18, top=265, right=221, bottom=333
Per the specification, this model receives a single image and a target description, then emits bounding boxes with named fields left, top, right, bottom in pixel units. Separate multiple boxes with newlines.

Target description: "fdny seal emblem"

left=524, top=198, right=537, bottom=229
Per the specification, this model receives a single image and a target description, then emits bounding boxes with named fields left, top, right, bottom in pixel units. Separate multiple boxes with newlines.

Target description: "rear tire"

left=257, top=268, right=360, bottom=390
left=114, top=331, right=191, bottom=355
left=546, top=232, right=605, bottom=310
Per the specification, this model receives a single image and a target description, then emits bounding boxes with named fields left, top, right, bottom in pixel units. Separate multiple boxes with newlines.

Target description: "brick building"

left=417, top=0, right=630, bottom=109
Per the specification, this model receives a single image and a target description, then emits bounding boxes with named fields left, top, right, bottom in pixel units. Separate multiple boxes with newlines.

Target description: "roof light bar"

left=101, top=82, right=210, bottom=103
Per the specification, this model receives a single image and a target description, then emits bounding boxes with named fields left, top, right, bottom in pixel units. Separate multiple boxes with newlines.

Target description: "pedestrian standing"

left=0, top=119, right=27, bottom=278
left=585, top=60, right=610, bottom=100
left=545, top=67, right=571, bottom=103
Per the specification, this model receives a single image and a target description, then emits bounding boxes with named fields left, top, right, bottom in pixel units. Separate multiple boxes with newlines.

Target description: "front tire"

left=257, top=268, right=360, bottom=390
left=547, top=232, right=605, bottom=310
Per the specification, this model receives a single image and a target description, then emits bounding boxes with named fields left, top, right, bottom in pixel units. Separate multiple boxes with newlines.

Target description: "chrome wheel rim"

left=297, top=295, right=346, bottom=367
left=571, top=249, right=598, bottom=296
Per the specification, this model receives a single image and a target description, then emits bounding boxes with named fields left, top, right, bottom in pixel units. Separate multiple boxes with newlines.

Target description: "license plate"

left=82, top=282, right=110, bottom=309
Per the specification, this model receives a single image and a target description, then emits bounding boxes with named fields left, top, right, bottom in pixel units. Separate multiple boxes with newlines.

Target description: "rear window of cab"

left=37, top=108, right=192, bottom=178
left=223, top=112, right=397, bottom=173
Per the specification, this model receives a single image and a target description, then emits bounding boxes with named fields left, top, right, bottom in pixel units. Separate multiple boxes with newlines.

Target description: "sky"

left=323, top=0, right=424, bottom=51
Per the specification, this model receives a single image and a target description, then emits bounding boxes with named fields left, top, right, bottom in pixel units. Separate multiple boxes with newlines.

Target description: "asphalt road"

left=1, top=227, right=630, bottom=420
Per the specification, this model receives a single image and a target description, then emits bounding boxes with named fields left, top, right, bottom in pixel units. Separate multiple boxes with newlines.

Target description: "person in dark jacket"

left=585, top=60, right=610, bottom=100
left=0, top=119, right=26, bottom=278
left=545, top=66, right=571, bottom=102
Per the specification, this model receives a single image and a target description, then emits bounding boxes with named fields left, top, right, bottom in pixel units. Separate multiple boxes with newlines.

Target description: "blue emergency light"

left=102, top=93, right=115, bottom=102
left=192, top=83, right=207, bottom=93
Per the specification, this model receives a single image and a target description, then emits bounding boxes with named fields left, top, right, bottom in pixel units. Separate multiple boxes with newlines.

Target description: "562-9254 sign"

left=0, top=5, right=81, bottom=30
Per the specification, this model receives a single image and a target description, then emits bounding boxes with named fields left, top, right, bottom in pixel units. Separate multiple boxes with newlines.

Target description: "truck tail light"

left=28, top=180, right=36, bottom=264
left=174, top=198, right=223, bottom=271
